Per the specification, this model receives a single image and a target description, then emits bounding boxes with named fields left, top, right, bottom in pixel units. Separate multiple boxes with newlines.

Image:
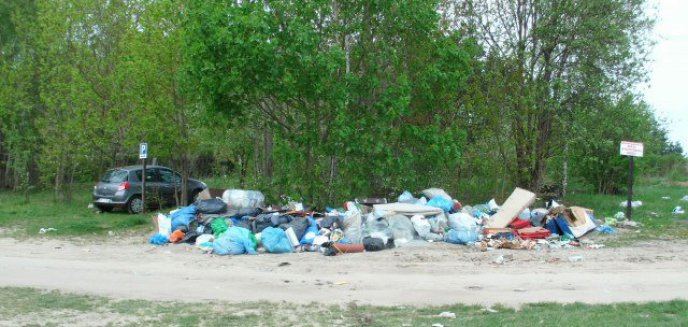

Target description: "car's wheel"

left=127, top=195, right=144, bottom=214
left=95, top=205, right=113, bottom=213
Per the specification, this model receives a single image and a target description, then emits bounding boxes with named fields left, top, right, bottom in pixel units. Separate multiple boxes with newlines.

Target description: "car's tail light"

left=118, top=182, right=130, bottom=191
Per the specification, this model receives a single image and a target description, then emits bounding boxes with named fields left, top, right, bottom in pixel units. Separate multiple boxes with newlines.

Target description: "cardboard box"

left=487, top=188, right=536, bottom=228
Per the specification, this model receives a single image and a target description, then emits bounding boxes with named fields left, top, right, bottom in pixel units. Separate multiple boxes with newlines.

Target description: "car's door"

left=135, top=168, right=164, bottom=204
left=158, top=168, right=180, bottom=205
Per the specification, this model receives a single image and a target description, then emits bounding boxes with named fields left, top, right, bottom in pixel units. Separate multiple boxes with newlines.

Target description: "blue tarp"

left=170, top=205, right=197, bottom=232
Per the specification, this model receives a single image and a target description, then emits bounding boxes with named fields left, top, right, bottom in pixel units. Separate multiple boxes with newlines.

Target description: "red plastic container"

left=517, top=227, right=551, bottom=239
left=509, top=218, right=532, bottom=230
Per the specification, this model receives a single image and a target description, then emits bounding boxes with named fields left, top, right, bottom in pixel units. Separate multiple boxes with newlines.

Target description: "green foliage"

left=0, top=0, right=681, bottom=206
left=183, top=0, right=478, bottom=205
left=569, top=95, right=672, bottom=194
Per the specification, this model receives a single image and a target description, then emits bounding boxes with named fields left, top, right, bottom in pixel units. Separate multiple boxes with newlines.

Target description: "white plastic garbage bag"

left=422, top=188, right=452, bottom=200
left=448, top=212, right=476, bottom=230
left=343, top=208, right=363, bottom=243
left=487, top=199, right=500, bottom=211
left=411, top=215, right=431, bottom=236
left=388, top=214, right=416, bottom=245
left=157, top=213, right=172, bottom=237
left=222, top=189, right=265, bottom=209
left=619, top=200, right=642, bottom=208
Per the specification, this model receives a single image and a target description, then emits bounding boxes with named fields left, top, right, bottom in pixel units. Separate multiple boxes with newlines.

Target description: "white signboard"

left=139, top=143, right=148, bottom=159
left=620, top=141, right=643, bottom=157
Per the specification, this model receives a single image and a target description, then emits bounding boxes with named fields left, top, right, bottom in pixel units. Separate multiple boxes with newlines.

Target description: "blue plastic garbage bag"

left=545, top=215, right=574, bottom=238
left=300, top=217, right=319, bottom=245
left=148, top=233, right=169, bottom=245
left=170, top=205, right=197, bottom=232
left=595, top=224, right=616, bottom=234
left=398, top=191, right=416, bottom=203
left=446, top=228, right=479, bottom=244
left=427, top=196, right=453, bottom=212
left=212, top=226, right=257, bottom=255
left=261, top=227, right=294, bottom=253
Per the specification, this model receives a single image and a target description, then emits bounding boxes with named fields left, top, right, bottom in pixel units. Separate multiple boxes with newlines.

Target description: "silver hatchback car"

left=92, top=165, right=207, bottom=214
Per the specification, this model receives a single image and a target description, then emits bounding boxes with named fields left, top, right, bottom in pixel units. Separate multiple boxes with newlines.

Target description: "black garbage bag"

left=272, top=214, right=294, bottom=226
left=194, top=198, right=227, bottom=214
left=252, top=213, right=276, bottom=233
left=279, top=216, right=309, bottom=240
left=363, top=237, right=385, bottom=251
left=319, top=215, right=343, bottom=229
left=363, top=236, right=395, bottom=251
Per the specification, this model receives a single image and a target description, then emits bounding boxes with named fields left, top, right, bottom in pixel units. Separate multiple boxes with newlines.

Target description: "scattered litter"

left=595, top=225, right=616, bottom=234
left=481, top=308, right=498, bottom=313
left=682, top=195, right=688, bottom=202
left=437, top=312, right=456, bottom=319
left=39, top=227, right=57, bottom=234
left=494, top=255, right=505, bottom=265
left=661, top=196, right=671, bottom=200
left=143, top=186, right=610, bottom=260
left=619, top=220, right=640, bottom=228
left=431, top=323, right=444, bottom=327
left=334, top=281, right=348, bottom=286
left=619, top=200, right=643, bottom=208
left=614, top=212, right=626, bottom=219
left=568, top=255, right=583, bottom=262
left=673, top=206, right=685, bottom=215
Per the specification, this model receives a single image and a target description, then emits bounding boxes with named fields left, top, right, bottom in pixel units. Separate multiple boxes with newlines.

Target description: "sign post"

left=139, top=143, right=148, bottom=214
left=620, top=141, right=644, bottom=220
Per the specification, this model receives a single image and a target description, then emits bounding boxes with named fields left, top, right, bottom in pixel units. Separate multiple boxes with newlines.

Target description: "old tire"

left=127, top=195, right=144, bottom=214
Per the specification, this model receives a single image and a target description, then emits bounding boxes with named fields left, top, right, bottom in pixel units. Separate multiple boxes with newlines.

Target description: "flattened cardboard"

left=566, top=206, right=590, bottom=227
left=372, top=203, right=443, bottom=217
left=487, top=187, right=536, bottom=228
left=566, top=207, right=597, bottom=238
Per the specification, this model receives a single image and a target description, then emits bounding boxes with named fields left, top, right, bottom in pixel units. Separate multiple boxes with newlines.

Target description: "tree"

left=449, top=0, right=654, bottom=191
left=183, top=0, right=477, bottom=205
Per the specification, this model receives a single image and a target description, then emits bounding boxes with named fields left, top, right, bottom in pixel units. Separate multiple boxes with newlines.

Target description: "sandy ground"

left=1, top=235, right=687, bottom=307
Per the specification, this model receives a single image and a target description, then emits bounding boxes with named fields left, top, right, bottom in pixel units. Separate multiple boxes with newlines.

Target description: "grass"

left=562, top=176, right=688, bottom=241
left=0, top=287, right=686, bottom=327
left=0, top=185, right=151, bottom=237
left=1, top=174, right=687, bottom=240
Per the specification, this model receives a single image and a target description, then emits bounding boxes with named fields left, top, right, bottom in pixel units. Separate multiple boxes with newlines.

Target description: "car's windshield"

left=100, top=169, right=128, bottom=183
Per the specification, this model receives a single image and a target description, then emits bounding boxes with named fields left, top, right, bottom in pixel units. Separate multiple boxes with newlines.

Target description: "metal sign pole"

left=620, top=141, right=643, bottom=221
left=142, top=158, right=146, bottom=214
left=140, top=142, right=148, bottom=214
left=627, top=156, right=634, bottom=221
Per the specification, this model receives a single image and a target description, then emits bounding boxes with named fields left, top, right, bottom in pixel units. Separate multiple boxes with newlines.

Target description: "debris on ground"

left=619, top=200, right=643, bottom=208
left=437, top=312, right=456, bottom=319
left=145, top=187, right=621, bottom=257
left=39, top=227, right=57, bottom=234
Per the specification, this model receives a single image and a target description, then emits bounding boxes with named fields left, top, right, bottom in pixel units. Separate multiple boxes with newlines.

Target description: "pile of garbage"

left=148, top=187, right=621, bottom=256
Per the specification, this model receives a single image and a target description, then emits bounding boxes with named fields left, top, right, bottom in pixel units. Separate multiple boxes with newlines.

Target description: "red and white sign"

left=620, top=141, right=644, bottom=157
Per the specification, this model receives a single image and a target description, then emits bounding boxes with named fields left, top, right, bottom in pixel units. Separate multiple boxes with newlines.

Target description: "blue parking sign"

left=139, top=143, right=148, bottom=159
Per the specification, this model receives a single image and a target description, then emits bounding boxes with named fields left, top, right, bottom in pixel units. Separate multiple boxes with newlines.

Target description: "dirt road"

left=1, top=236, right=687, bottom=307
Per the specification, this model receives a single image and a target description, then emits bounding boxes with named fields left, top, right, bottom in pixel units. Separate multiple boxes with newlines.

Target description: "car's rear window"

left=100, top=169, right=129, bottom=183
